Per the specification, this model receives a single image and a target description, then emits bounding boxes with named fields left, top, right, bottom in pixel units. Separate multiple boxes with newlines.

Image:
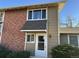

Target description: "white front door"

left=35, top=33, right=47, bottom=58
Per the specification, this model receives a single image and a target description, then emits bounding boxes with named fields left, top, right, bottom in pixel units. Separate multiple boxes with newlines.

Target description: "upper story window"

left=28, top=8, right=47, bottom=20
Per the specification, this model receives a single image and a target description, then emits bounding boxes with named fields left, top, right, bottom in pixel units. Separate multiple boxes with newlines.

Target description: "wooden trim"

left=24, top=33, right=27, bottom=50
left=21, top=30, right=47, bottom=32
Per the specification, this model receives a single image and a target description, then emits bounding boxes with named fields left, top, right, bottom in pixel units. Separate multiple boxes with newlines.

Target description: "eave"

left=0, top=0, right=66, bottom=11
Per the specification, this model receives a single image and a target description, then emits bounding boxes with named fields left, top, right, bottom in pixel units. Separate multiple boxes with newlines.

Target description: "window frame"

left=0, top=12, right=4, bottom=32
left=26, top=33, right=35, bottom=43
left=60, top=34, right=79, bottom=48
left=27, top=8, right=47, bottom=21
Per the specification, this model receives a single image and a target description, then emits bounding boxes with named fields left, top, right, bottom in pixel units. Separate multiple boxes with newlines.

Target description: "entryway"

left=35, top=33, right=47, bottom=58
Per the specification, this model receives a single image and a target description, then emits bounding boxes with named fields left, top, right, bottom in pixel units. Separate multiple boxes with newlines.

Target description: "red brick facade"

left=1, top=9, right=26, bottom=51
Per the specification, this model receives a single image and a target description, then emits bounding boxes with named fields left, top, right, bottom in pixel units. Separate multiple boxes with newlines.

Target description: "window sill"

left=26, top=42, right=35, bottom=43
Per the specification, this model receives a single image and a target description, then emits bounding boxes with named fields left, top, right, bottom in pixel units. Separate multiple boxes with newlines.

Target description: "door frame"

left=35, top=33, right=47, bottom=57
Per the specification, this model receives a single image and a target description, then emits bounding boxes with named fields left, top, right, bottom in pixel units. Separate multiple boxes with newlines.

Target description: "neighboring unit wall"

left=1, top=9, right=26, bottom=51
left=60, top=27, right=79, bottom=33
left=47, top=6, right=58, bottom=57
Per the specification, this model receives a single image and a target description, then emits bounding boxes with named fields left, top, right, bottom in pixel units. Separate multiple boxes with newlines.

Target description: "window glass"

left=60, top=34, right=79, bottom=47
left=33, top=10, right=41, bottom=19
left=31, top=34, right=34, bottom=41
left=27, top=35, right=30, bottom=42
left=0, top=12, right=3, bottom=32
left=38, top=36, right=44, bottom=50
left=27, top=34, right=35, bottom=42
left=60, top=34, right=68, bottom=45
left=28, top=11, right=32, bottom=19
left=42, top=10, right=46, bottom=19
left=70, top=35, right=78, bottom=47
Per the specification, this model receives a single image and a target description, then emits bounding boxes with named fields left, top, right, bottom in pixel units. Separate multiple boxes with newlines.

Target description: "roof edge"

left=58, top=0, right=67, bottom=12
left=20, top=30, right=47, bottom=32
left=0, top=0, right=66, bottom=11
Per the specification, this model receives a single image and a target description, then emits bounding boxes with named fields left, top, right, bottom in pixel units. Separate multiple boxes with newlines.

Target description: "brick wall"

left=1, top=9, right=26, bottom=51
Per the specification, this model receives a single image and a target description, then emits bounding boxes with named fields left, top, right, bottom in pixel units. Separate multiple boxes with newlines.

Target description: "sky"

left=0, top=0, right=64, bottom=8
left=60, top=0, right=79, bottom=26
left=0, top=0, right=79, bottom=26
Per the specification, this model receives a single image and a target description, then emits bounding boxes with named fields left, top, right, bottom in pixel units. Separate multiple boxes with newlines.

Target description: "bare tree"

left=67, top=16, right=73, bottom=27
left=76, top=22, right=79, bottom=27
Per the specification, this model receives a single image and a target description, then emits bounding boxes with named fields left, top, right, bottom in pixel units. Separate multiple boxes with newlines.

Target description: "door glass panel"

left=38, top=43, right=44, bottom=50
left=31, top=34, right=34, bottom=41
left=38, top=36, right=44, bottom=42
left=38, top=36, right=44, bottom=50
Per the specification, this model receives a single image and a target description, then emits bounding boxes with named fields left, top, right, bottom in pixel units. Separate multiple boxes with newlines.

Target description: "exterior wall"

left=60, top=27, right=79, bottom=33
left=25, top=6, right=58, bottom=57
left=26, top=43, right=35, bottom=51
left=26, top=43, right=35, bottom=55
left=47, top=6, right=58, bottom=57
left=1, top=9, right=26, bottom=51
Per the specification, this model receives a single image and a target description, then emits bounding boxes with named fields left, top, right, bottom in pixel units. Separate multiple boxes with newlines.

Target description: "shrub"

left=0, top=45, right=12, bottom=58
left=51, top=44, right=79, bottom=58
left=0, top=45, right=31, bottom=58
left=7, top=51, right=30, bottom=58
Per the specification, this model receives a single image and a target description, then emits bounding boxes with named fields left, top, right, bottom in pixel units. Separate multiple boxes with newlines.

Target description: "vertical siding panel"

left=47, top=6, right=58, bottom=57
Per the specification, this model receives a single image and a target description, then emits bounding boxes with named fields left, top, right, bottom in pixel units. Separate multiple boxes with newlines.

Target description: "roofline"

left=0, top=0, right=66, bottom=11
left=58, top=0, right=67, bottom=11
